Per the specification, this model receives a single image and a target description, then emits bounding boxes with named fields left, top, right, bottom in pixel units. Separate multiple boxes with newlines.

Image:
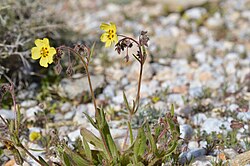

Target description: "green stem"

left=134, top=62, right=143, bottom=113
left=19, top=143, right=44, bottom=166
left=58, top=46, right=112, bottom=159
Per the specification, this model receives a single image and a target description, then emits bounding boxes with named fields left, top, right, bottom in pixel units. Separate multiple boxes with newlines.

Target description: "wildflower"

left=100, top=22, right=118, bottom=47
left=31, top=38, right=56, bottom=67
left=29, top=131, right=41, bottom=141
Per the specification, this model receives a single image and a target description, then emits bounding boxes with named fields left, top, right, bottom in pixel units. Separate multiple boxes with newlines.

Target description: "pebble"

left=180, top=124, right=193, bottom=140
left=0, top=109, right=15, bottom=119
left=20, top=100, right=38, bottom=108
left=192, top=113, right=207, bottom=126
left=201, top=118, right=231, bottom=134
left=179, top=148, right=207, bottom=164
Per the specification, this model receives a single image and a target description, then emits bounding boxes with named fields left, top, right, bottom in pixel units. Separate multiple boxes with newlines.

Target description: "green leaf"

left=128, top=121, right=134, bottom=144
left=164, top=141, right=178, bottom=158
left=80, top=128, right=103, bottom=150
left=63, top=152, right=71, bottom=166
left=123, top=91, right=131, bottom=113
left=12, top=148, right=23, bottom=165
left=170, top=104, right=175, bottom=116
left=81, top=135, right=92, bottom=161
left=134, top=127, right=146, bottom=158
left=64, top=146, right=91, bottom=165
left=38, top=156, right=49, bottom=166
left=98, top=108, right=119, bottom=160
left=89, top=42, right=96, bottom=61
left=145, top=122, right=157, bottom=155
left=83, top=112, right=98, bottom=129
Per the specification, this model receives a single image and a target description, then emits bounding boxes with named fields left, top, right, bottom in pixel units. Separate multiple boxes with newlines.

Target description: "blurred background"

left=0, top=0, right=250, bottom=164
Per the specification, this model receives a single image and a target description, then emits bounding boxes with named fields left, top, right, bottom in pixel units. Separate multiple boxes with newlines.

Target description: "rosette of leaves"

left=56, top=105, right=180, bottom=166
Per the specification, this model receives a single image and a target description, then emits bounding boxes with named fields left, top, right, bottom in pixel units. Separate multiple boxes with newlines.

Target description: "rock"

left=192, top=113, right=207, bottom=126
left=184, top=7, right=207, bottom=20
left=237, top=112, right=250, bottom=122
left=127, top=61, right=153, bottom=81
left=228, top=104, right=239, bottom=112
left=230, top=150, right=250, bottom=166
left=205, top=13, right=224, bottom=30
left=191, top=156, right=215, bottom=166
left=0, top=109, right=15, bottom=119
left=180, top=124, right=193, bottom=140
left=68, top=129, right=81, bottom=142
left=61, top=102, right=72, bottom=112
left=73, top=104, right=88, bottom=125
left=150, top=0, right=210, bottom=12
left=179, top=148, right=207, bottom=164
left=168, top=94, right=185, bottom=107
left=160, top=13, right=180, bottom=26
left=175, top=41, right=193, bottom=58
left=201, top=118, right=231, bottom=134
left=188, top=141, right=199, bottom=149
left=20, top=100, right=38, bottom=108
left=186, top=34, right=202, bottom=46
left=64, top=111, right=75, bottom=120
left=223, top=148, right=238, bottom=159
left=26, top=106, right=43, bottom=120
left=103, top=84, right=115, bottom=98
left=153, top=101, right=168, bottom=111
left=59, top=74, right=105, bottom=100
left=195, top=51, right=207, bottom=64
left=176, top=105, right=193, bottom=117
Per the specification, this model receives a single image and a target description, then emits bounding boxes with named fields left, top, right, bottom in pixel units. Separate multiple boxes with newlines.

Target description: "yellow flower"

left=31, top=38, right=56, bottom=67
left=100, top=22, right=118, bottom=47
left=29, top=132, right=41, bottom=141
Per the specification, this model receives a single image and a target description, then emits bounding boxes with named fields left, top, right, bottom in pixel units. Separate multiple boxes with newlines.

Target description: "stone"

left=230, top=150, right=250, bottom=166
left=192, top=113, right=207, bottom=126
left=103, top=84, right=115, bottom=98
left=0, top=109, right=15, bottom=119
left=201, top=118, right=231, bottom=134
left=237, top=112, right=250, bottom=122
left=184, top=7, right=207, bottom=20
left=20, top=100, right=38, bottom=108
left=188, top=141, right=199, bottom=149
left=73, top=104, right=88, bottom=125
left=59, top=74, right=105, bottom=100
left=26, top=106, right=43, bottom=120
left=223, top=148, right=238, bottom=159
left=176, top=106, right=193, bottom=117
left=180, top=124, right=193, bottom=140
left=179, top=148, right=207, bottom=165
left=68, top=129, right=81, bottom=142
left=205, top=13, right=224, bottom=30
left=168, top=94, right=185, bottom=107
left=61, top=102, right=72, bottom=112
left=191, top=156, right=215, bottom=166
left=127, top=61, right=153, bottom=81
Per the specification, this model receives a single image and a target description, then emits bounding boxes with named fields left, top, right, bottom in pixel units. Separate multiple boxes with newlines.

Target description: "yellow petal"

left=100, top=23, right=111, bottom=32
left=113, top=34, right=118, bottom=44
left=100, top=33, right=109, bottom=42
left=110, top=22, right=117, bottom=33
left=42, top=38, right=50, bottom=47
left=48, top=47, right=56, bottom=64
left=105, top=40, right=112, bottom=47
left=39, top=57, right=48, bottom=67
left=31, top=47, right=41, bottom=60
left=35, top=39, right=44, bottom=47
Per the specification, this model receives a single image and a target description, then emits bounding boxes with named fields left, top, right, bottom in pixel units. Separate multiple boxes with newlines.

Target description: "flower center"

left=40, top=47, right=49, bottom=57
left=109, top=30, right=114, bottom=33
left=108, top=33, right=114, bottom=40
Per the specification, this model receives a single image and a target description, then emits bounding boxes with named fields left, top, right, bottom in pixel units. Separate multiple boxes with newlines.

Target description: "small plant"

left=0, top=22, right=180, bottom=165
